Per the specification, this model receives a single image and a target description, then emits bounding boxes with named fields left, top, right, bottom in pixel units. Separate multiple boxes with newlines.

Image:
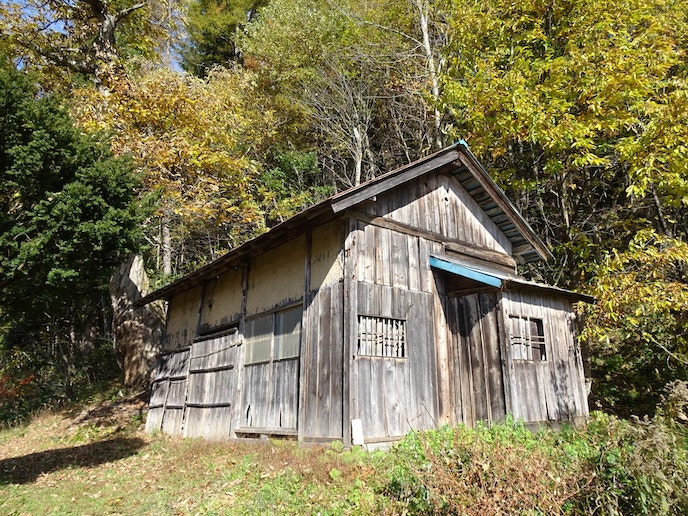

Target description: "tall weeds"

left=384, top=381, right=688, bottom=515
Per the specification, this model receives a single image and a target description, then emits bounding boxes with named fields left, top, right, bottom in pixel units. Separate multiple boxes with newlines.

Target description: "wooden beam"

left=443, top=242, right=516, bottom=270
left=341, top=218, right=358, bottom=445
left=298, top=230, right=312, bottom=442
left=447, top=286, right=500, bottom=298
left=347, top=209, right=516, bottom=270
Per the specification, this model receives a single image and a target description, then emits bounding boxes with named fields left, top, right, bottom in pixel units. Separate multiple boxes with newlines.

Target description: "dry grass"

left=0, top=393, right=385, bottom=515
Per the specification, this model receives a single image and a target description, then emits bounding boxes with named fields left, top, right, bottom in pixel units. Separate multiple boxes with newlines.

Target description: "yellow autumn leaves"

left=71, top=67, right=275, bottom=272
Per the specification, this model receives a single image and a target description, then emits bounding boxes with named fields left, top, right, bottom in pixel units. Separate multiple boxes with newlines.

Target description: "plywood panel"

left=165, top=286, right=202, bottom=349
left=199, top=268, right=244, bottom=333
left=246, top=235, right=305, bottom=316
left=310, top=220, right=345, bottom=289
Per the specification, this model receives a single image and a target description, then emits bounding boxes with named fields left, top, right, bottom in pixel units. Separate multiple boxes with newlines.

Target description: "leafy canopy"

left=0, top=60, right=144, bottom=398
left=71, top=67, right=275, bottom=275
left=442, top=0, right=688, bottom=265
left=580, top=231, right=688, bottom=416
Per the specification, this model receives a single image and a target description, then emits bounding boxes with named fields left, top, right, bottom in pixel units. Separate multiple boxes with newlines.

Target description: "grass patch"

left=2, top=381, right=687, bottom=515
left=0, top=396, right=387, bottom=515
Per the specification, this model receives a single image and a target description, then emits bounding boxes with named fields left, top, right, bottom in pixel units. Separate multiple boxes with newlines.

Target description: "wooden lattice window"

left=244, top=306, right=302, bottom=365
left=509, top=315, right=546, bottom=361
left=357, top=315, right=406, bottom=358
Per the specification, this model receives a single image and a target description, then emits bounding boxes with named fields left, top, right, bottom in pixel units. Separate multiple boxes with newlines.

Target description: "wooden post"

left=298, top=231, right=312, bottom=441
left=342, top=218, right=359, bottom=445
left=229, top=262, right=249, bottom=438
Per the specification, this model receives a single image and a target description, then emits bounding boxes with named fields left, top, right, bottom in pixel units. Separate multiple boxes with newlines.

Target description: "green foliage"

left=2, top=386, right=688, bottom=514
left=580, top=230, right=688, bottom=416
left=442, top=0, right=688, bottom=287
left=239, top=0, right=444, bottom=187
left=181, top=0, right=270, bottom=76
left=0, top=0, right=174, bottom=89
left=384, top=417, right=580, bottom=514
left=258, top=149, right=333, bottom=224
left=385, top=396, right=688, bottom=515
left=0, top=61, right=144, bottom=410
left=72, top=66, right=276, bottom=277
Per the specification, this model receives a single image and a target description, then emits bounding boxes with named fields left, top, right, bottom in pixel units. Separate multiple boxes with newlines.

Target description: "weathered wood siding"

left=346, top=208, right=442, bottom=440
left=501, top=290, right=588, bottom=423
left=350, top=283, right=437, bottom=440
left=351, top=220, right=438, bottom=294
left=300, top=282, right=345, bottom=439
left=239, top=236, right=307, bottom=434
left=146, top=332, right=241, bottom=438
left=184, top=332, right=241, bottom=439
left=146, top=348, right=190, bottom=435
left=301, top=221, right=346, bottom=440
left=342, top=172, right=516, bottom=442
left=198, top=267, right=244, bottom=334
left=164, top=286, right=202, bottom=350
left=148, top=167, right=588, bottom=443
left=360, top=172, right=512, bottom=256
left=240, top=358, right=300, bottom=432
left=442, top=292, right=507, bottom=427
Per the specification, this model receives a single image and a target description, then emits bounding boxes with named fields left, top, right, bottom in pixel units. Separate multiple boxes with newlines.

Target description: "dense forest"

left=0, top=0, right=686, bottom=421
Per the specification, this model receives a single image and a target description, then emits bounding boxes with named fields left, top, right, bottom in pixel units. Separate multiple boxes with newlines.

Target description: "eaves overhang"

left=429, top=255, right=595, bottom=304
left=137, top=143, right=556, bottom=307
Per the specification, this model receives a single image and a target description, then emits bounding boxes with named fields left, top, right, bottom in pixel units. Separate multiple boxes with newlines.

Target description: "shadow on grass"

left=0, top=437, right=146, bottom=485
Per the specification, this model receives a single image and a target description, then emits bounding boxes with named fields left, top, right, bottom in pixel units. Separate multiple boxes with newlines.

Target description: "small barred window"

left=509, top=315, right=546, bottom=361
left=357, top=315, right=406, bottom=358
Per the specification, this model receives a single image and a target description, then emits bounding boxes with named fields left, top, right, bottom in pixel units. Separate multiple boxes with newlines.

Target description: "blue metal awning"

left=429, top=255, right=595, bottom=303
left=428, top=256, right=502, bottom=288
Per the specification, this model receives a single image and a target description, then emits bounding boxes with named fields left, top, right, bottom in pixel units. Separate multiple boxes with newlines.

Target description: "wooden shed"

left=140, top=142, right=592, bottom=445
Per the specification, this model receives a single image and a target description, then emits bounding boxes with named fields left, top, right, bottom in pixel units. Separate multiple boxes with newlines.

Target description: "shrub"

left=384, top=387, right=688, bottom=515
left=384, top=418, right=586, bottom=515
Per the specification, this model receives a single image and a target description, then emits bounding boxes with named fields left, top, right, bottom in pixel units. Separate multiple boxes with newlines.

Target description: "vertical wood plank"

left=494, top=293, right=512, bottom=419
left=391, top=231, right=409, bottom=289
left=329, top=281, right=345, bottom=437
left=407, top=236, right=420, bottom=292
left=317, top=287, right=333, bottom=436
left=342, top=217, right=358, bottom=445
left=298, top=231, right=312, bottom=440
left=458, top=297, right=476, bottom=426
left=479, top=293, right=507, bottom=422
left=433, top=292, right=450, bottom=425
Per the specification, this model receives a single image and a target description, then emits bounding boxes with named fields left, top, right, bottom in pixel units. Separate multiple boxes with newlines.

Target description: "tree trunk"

left=413, top=0, right=443, bottom=150
left=109, top=254, right=165, bottom=389
left=161, top=215, right=173, bottom=276
left=353, top=126, right=364, bottom=186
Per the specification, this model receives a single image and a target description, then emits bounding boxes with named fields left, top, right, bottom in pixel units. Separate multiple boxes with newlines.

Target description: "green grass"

left=2, top=383, right=688, bottom=515
left=0, top=397, right=387, bottom=515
